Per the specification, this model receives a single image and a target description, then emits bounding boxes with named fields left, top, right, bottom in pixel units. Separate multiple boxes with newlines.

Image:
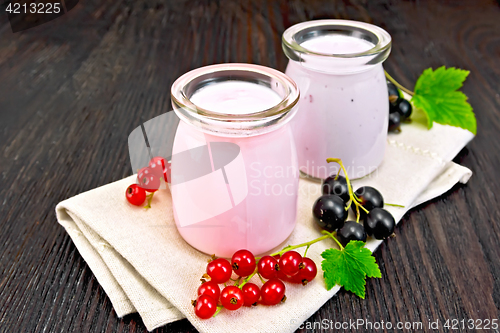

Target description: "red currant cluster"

left=193, top=249, right=317, bottom=319
left=125, top=156, right=170, bottom=207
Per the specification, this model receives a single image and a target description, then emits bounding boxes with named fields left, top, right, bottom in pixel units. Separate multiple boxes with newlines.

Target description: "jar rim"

left=282, top=19, right=391, bottom=59
left=171, top=63, right=299, bottom=122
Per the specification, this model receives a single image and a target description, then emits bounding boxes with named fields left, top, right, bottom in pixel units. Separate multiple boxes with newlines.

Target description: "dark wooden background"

left=1, top=0, right=499, bottom=332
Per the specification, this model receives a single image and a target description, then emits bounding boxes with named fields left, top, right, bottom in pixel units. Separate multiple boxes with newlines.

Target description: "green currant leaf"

left=411, top=66, right=476, bottom=135
left=321, top=241, right=381, bottom=299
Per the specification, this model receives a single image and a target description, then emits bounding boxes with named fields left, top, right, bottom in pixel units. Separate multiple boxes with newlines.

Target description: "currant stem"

left=322, top=230, right=344, bottom=251
left=334, top=167, right=341, bottom=180
left=353, top=194, right=370, bottom=213
left=255, top=236, right=329, bottom=261
left=213, top=306, right=222, bottom=317
left=385, top=203, right=405, bottom=208
left=238, top=268, right=258, bottom=289
left=326, top=158, right=370, bottom=224
left=326, top=158, right=354, bottom=210
left=384, top=70, right=414, bottom=97
left=269, top=235, right=330, bottom=258
left=264, top=231, right=344, bottom=261
left=304, top=244, right=311, bottom=257
left=144, top=192, right=155, bottom=209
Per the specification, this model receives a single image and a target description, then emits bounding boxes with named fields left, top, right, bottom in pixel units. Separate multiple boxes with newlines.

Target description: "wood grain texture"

left=1, top=0, right=499, bottom=332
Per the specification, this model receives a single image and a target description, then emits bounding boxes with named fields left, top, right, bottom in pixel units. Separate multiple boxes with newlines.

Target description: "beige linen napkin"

left=56, top=116, right=474, bottom=332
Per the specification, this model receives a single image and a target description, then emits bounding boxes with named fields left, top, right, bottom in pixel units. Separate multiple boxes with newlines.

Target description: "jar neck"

left=287, top=59, right=384, bottom=77
left=282, top=19, right=392, bottom=74
left=172, top=103, right=298, bottom=138
left=171, top=64, right=300, bottom=137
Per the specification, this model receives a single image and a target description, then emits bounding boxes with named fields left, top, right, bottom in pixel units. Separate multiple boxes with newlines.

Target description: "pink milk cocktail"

left=282, top=20, right=392, bottom=179
left=170, top=64, right=300, bottom=257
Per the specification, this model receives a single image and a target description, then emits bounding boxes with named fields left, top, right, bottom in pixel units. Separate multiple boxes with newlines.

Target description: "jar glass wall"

left=282, top=20, right=392, bottom=179
left=170, top=64, right=300, bottom=257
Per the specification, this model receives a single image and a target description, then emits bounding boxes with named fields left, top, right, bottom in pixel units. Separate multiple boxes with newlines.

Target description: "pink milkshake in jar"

left=170, top=64, right=300, bottom=257
left=282, top=20, right=392, bottom=179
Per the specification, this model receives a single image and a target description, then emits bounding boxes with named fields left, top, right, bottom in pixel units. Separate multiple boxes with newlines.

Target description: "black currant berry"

left=388, top=112, right=401, bottom=132
left=364, top=208, right=395, bottom=239
left=352, top=186, right=384, bottom=218
left=390, top=99, right=412, bottom=120
left=337, top=221, right=367, bottom=246
left=395, top=99, right=412, bottom=120
left=312, top=195, right=347, bottom=232
left=387, top=82, right=400, bottom=102
left=322, top=175, right=350, bottom=203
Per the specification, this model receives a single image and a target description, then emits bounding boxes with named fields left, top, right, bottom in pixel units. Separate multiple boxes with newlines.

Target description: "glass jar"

left=170, top=63, right=300, bottom=257
left=282, top=19, right=392, bottom=179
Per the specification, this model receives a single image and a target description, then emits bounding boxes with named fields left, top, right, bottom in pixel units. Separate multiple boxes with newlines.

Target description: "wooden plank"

left=0, top=0, right=499, bottom=332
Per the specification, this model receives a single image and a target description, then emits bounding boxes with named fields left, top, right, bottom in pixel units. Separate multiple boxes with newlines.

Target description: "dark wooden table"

left=1, top=0, right=499, bottom=332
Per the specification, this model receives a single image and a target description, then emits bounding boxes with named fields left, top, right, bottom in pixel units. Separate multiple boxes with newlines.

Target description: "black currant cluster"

left=312, top=174, right=396, bottom=245
left=387, top=82, right=412, bottom=132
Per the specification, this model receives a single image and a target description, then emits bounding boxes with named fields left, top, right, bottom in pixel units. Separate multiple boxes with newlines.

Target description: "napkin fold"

left=56, top=118, right=474, bottom=332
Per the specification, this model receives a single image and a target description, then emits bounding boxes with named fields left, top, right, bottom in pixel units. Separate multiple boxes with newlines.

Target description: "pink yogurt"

left=282, top=20, right=392, bottom=179
left=171, top=64, right=300, bottom=257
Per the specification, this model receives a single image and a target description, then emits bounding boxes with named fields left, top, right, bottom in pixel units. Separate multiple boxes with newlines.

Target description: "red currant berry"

left=125, top=184, right=146, bottom=206
left=289, top=273, right=302, bottom=284
left=197, top=281, right=220, bottom=301
left=231, top=249, right=256, bottom=277
left=290, top=257, right=317, bottom=285
left=137, top=167, right=161, bottom=192
left=241, top=283, right=260, bottom=306
left=206, top=258, right=232, bottom=284
left=277, top=269, right=292, bottom=282
left=149, top=156, right=167, bottom=179
left=261, top=278, right=286, bottom=305
left=279, top=251, right=303, bottom=276
left=258, top=255, right=279, bottom=279
left=272, top=255, right=294, bottom=281
left=220, top=286, right=244, bottom=310
left=194, top=295, right=217, bottom=319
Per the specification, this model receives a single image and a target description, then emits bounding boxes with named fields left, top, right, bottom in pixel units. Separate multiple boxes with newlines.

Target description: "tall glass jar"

left=282, top=20, right=392, bottom=179
left=170, top=64, right=300, bottom=257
